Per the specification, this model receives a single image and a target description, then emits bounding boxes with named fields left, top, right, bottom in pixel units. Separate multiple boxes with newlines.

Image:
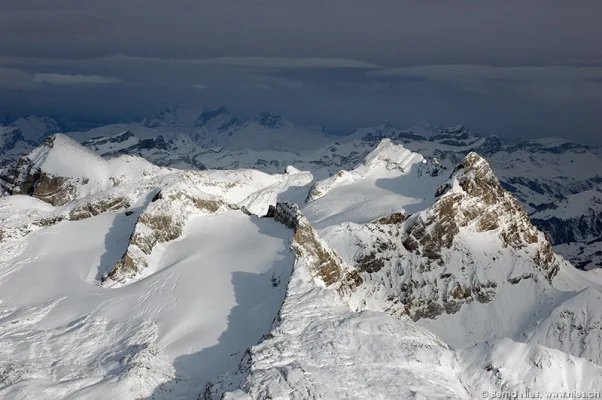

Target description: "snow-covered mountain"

left=9, top=116, right=64, bottom=143
left=30, top=108, right=598, bottom=271
left=3, top=108, right=602, bottom=271
left=1, top=134, right=602, bottom=399
left=0, top=125, right=39, bottom=168
left=0, top=116, right=65, bottom=179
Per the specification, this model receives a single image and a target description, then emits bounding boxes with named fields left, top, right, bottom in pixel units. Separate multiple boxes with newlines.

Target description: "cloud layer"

left=0, top=1, right=601, bottom=143
left=33, top=73, right=121, bottom=85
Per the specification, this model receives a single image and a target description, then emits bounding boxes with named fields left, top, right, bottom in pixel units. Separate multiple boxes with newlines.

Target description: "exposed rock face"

left=81, top=130, right=136, bottom=149
left=372, top=212, right=408, bottom=225
left=103, top=185, right=229, bottom=285
left=272, top=202, right=362, bottom=292
left=69, top=196, right=131, bottom=221
left=272, top=148, right=567, bottom=325
left=314, top=152, right=567, bottom=323
left=404, top=152, right=558, bottom=281
left=255, top=112, right=285, bottom=129
left=529, top=190, right=602, bottom=269
left=1, top=136, right=80, bottom=206
left=6, top=165, right=78, bottom=207
left=395, top=153, right=562, bottom=318
left=533, top=213, right=602, bottom=247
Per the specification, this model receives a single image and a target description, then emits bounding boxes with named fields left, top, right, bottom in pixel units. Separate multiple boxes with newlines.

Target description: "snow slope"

left=303, top=139, right=447, bottom=229
left=0, top=205, right=294, bottom=399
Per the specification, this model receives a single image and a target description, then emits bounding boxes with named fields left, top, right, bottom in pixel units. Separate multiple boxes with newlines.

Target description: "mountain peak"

left=362, top=138, right=423, bottom=171
left=9, top=115, right=63, bottom=143
left=193, top=106, right=244, bottom=134
left=407, top=151, right=560, bottom=281
left=1, top=134, right=162, bottom=206
left=437, top=151, right=500, bottom=200
left=431, top=124, right=480, bottom=145
left=194, top=106, right=230, bottom=127
left=141, top=106, right=182, bottom=128
left=254, top=111, right=285, bottom=128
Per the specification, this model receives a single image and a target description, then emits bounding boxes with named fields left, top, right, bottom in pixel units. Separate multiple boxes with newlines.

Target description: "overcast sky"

left=1, top=1, right=601, bottom=143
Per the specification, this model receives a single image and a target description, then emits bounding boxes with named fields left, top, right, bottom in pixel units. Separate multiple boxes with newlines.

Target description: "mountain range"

left=0, top=108, right=601, bottom=399
left=3, top=106, right=601, bottom=271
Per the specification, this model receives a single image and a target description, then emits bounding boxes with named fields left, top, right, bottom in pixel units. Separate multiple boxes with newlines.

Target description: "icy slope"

left=0, top=138, right=326, bottom=398
left=206, top=203, right=469, bottom=400
left=306, top=138, right=425, bottom=202
left=458, top=338, right=602, bottom=395
left=304, top=139, right=447, bottom=229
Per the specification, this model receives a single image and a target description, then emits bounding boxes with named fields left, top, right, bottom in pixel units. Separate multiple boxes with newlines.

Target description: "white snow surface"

left=27, top=134, right=164, bottom=184
left=0, top=209, right=293, bottom=399
left=304, top=139, right=445, bottom=229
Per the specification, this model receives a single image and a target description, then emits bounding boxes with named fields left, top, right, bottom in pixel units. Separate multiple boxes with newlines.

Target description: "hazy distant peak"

left=253, top=111, right=287, bottom=129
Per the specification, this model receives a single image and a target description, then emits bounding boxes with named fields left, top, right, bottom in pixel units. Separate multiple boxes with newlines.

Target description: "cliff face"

left=404, top=152, right=560, bottom=281
left=102, top=184, right=231, bottom=285
left=2, top=136, right=79, bottom=206
left=271, top=202, right=362, bottom=292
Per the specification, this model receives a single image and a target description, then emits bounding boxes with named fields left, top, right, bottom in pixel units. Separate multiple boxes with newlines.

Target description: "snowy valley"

left=0, top=109, right=601, bottom=399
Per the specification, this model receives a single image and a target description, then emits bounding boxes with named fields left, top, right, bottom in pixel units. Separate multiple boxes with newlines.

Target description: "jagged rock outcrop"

left=404, top=152, right=559, bottom=281
left=68, top=196, right=131, bottom=221
left=2, top=138, right=80, bottom=206
left=102, top=184, right=231, bottom=285
left=272, top=202, right=362, bottom=291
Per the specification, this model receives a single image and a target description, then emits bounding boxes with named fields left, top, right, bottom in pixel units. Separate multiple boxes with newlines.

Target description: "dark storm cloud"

left=2, top=1, right=601, bottom=64
left=0, top=1, right=601, bottom=143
